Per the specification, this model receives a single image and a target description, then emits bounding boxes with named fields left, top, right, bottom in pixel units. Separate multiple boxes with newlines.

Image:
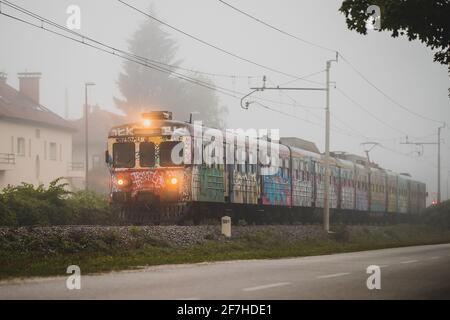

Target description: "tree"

left=115, top=7, right=227, bottom=127
left=340, top=0, right=450, bottom=76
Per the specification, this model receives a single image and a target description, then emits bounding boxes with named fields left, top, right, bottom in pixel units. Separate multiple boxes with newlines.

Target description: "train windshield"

left=159, top=141, right=184, bottom=167
left=113, top=143, right=135, bottom=168
left=140, top=142, right=156, bottom=167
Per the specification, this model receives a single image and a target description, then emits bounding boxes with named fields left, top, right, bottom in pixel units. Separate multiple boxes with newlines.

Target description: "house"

left=71, top=105, right=125, bottom=193
left=0, top=72, right=77, bottom=189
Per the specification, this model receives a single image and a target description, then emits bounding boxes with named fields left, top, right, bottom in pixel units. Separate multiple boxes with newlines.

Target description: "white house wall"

left=0, top=119, right=73, bottom=188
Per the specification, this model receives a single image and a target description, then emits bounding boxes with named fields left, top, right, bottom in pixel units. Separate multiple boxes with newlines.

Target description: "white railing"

left=0, top=153, right=15, bottom=165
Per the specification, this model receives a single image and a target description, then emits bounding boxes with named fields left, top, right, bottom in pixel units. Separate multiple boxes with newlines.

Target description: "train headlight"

left=116, top=176, right=130, bottom=188
left=143, top=119, right=151, bottom=127
left=170, top=177, right=178, bottom=185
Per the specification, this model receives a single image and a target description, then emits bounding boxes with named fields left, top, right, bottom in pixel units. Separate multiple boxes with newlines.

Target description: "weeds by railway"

left=0, top=180, right=449, bottom=280
left=1, top=223, right=450, bottom=280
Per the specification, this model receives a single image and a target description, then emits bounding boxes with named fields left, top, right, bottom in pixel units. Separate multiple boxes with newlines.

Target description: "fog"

left=1, top=0, right=449, bottom=203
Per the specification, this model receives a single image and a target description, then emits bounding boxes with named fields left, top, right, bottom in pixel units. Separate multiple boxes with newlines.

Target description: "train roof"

left=280, top=137, right=320, bottom=154
left=335, top=158, right=355, bottom=170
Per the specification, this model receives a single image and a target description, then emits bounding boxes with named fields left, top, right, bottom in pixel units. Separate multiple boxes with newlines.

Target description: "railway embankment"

left=1, top=221, right=450, bottom=280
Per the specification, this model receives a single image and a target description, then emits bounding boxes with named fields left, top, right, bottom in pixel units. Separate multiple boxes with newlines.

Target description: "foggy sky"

left=1, top=0, right=449, bottom=203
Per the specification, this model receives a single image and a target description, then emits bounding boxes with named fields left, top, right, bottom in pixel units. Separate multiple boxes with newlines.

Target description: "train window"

left=113, top=143, right=135, bottom=168
left=139, top=142, right=155, bottom=167
left=160, top=141, right=183, bottom=167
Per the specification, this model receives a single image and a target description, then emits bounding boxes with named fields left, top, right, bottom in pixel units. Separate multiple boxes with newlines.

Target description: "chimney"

left=0, top=72, right=6, bottom=85
left=18, top=72, right=42, bottom=103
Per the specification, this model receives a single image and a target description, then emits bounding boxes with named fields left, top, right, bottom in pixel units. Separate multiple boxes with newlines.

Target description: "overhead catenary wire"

left=216, top=0, right=337, bottom=54
left=337, top=53, right=443, bottom=125
left=0, top=1, right=355, bottom=136
left=335, top=87, right=410, bottom=137
left=215, top=0, right=443, bottom=125
left=0, top=0, right=261, bottom=81
left=117, top=0, right=324, bottom=86
left=0, top=8, right=239, bottom=98
left=251, top=101, right=368, bottom=140
left=1, top=1, right=333, bottom=112
left=2, top=1, right=442, bottom=161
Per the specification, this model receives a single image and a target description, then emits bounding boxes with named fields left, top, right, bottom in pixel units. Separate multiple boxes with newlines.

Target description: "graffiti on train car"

left=192, top=165, right=225, bottom=202
left=112, top=169, right=190, bottom=201
left=262, top=169, right=291, bottom=206
left=231, top=170, right=259, bottom=204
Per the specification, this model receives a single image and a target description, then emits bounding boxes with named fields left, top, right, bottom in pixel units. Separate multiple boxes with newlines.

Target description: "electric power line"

left=117, top=0, right=324, bottom=86
left=0, top=2, right=344, bottom=135
left=216, top=0, right=336, bottom=54
left=335, top=87, right=410, bottom=137
left=2, top=0, right=442, bottom=162
left=338, top=53, right=443, bottom=125
left=215, top=0, right=443, bottom=125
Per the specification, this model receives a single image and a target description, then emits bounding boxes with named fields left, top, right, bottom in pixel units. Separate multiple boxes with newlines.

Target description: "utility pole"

left=400, top=123, right=445, bottom=204
left=64, top=88, right=69, bottom=119
left=447, top=170, right=450, bottom=201
left=240, top=53, right=338, bottom=232
left=323, top=56, right=338, bottom=232
left=84, top=82, right=95, bottom=192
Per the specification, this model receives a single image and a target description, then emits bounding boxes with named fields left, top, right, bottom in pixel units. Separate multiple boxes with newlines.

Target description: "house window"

left=35, top=129, right=40, bottom=138
left=17, top=137, right=26, bottom=156
left=92, top=154, right=100, bottom=168
left=49, top=142, right=57, bottom=161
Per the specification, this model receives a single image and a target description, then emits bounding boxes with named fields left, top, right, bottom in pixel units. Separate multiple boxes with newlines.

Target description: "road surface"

left=1, top=243, right=450, bottom=299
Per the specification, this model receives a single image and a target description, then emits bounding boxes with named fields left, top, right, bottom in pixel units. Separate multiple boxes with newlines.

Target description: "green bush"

left=0, top=179, right=118, bottom=226
left=0, top=179, right=71, bottom=226
left=421, top=200, right=450, bottom=229
left=66, top=191, right=119, bottom=225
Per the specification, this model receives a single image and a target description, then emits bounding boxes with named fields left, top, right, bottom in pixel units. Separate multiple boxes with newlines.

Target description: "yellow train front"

left=106, top=111, right=192, bottom=223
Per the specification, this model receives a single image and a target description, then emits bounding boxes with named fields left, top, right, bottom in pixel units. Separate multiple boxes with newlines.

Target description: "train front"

left=106, top=111, right=193, bottom=223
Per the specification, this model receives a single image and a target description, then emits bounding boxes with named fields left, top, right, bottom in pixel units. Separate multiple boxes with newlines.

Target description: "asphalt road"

left=1, top=243, right=450, bottom=299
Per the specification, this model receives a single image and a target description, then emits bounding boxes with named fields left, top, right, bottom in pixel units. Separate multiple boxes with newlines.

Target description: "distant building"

left=71, top=105, right=125, bottom=192
left=0, top=72, right=77, bottom=189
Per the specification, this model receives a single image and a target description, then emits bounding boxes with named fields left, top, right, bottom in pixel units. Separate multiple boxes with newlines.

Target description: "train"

left=106, top=111, right=427, bottom=224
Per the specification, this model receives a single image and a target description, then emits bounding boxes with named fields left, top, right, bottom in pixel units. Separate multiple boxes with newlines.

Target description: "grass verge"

left=1, top=224, right=450, bottom=280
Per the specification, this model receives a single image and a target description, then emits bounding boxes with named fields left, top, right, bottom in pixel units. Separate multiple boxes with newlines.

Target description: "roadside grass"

left=1, top=225, right=450, bottom=280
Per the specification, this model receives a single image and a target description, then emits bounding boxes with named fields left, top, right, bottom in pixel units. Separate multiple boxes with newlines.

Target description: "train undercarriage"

left=116, top=201, right=416, bottom=226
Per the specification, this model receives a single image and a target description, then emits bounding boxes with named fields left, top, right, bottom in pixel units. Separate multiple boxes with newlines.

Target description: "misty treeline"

left=115, top=8, right=228, bottom=127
